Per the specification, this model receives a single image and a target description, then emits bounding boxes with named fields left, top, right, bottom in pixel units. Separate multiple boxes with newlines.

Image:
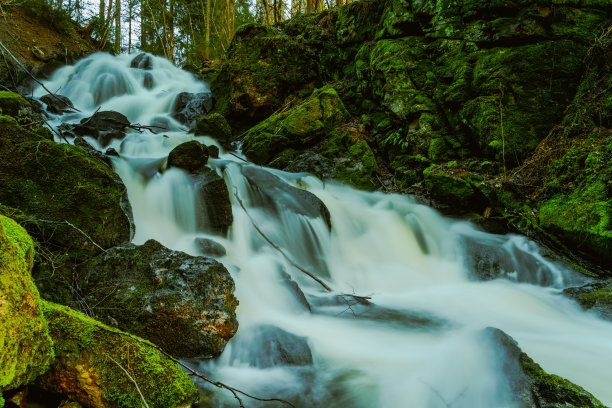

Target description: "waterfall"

left=36, top=52, right=612, bottom=408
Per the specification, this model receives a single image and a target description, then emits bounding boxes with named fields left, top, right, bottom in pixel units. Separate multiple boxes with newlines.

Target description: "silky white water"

left=36, top=53, right=612, bottom=407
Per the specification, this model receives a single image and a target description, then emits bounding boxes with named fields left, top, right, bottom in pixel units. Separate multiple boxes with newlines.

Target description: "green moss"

left=335, top=139, right=380, bottom=190
left=0, top=215, right=54, bottom=391
left=0, top=115, right=19, bottom=128
left=243, top=87, right=349, bottom=164
left=0, top=92, right=31, bottom=117
left=41, top=301, right=198, bottom=408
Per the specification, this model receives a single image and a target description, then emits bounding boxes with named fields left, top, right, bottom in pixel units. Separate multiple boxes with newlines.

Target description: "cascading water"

left=35, top=53, right=612, bottom=407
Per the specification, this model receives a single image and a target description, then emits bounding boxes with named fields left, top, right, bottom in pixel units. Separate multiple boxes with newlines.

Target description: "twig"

left=105, top=354, right=150, bottom=408
left=78, top=107, right=101, bottom=126
left=0, top=39, right=79, bottom=112
left=234, top=190, right=332, bottom=292
left=92, top=324, right=296, bottom=408
left=128, top=123, right=168, bottom=132
left=29, top=217, right=105, bottom=252
left=229, top=152, right=248, bottom=162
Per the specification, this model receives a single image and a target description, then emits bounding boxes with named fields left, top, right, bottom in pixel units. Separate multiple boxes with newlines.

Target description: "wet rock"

left=73, top=136, right=113, bottom=167
left=0, top=125, right=132, bottom=305
left=280, top=270, right=311, bottom=312
left=0, top=216, right=54, bottom=392
left=485, top=327, right=604, bottom=407
left=208, top=144, right=220, bottom=158
left=230, top=325, right=313, bottom=368
left=242, top=165, right=331, bottom=230
left=143, top=72, right=154, bottom=89
left=172, top=91, right=214, bottom=127
left=4, top=388, right=28, bottom=408
left=195, top=113, right=232, bottom=147
left=0, top=91, right=31, bottom=117
left=73, top=110, right=131, bottom=147
left=37, top=301, right=199, bottom=408
left=167, top=140, right=209, bottom=173
left=149, top=116, right=172, bottom=133
left=105, top=147, right=119, bottom=157
left=194, top=171, right=233, bottom=236
left=76, top=239, right=238, bottom=358
left=563, top=282, right=612, bottom=321
left=194, top=237, right=227, bottom=257
left=130, top=52, right=152, bottom=70
left=39, top=94, right=74, bottom=114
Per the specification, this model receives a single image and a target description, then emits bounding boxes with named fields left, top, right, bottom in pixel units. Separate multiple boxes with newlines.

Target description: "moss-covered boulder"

left=486, top=327, right=605, bottom=407
left=423, top=164, right=490, bottom=213
left=563, top=282, right=612, bottom=321
left=211, top=23, right=322, bottom=129
left=243, top=87, right=350, bottom=163
left=195, top=113, right=233, bottom=147
left=167, top=140, right=209, bottom=173
left=0, top=215, right=54, bottom=392
left=37, top=301, right=199, bottom=408
left=0, top=91, right=31, bottom=116
left=0, top=119, right=132, bottom=305
left=76, top=239, right=238, bottom=358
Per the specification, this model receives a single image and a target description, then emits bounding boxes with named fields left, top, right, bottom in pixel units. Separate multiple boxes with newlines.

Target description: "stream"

left=35, top=52, right=612, bottom=408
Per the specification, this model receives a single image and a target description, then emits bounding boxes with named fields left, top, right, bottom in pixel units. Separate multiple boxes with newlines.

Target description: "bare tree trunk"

left=201, top=0, right=210, bottom=59
left=162, top=0, right=168, bottom=57
left=99, top=0, right=105, bottom=26
left=169, top=0, right=174, bottom=61
left=262, top=0, right=270, bottom=24
left=114, top=0, right=121, bottom=53
left=306, top=0, right=313, bottom=13
left=140, top=0, right=146, bottom=48
left=128, top=0, right=132, bottom=53
left=226, top=0, right=235, bottom=42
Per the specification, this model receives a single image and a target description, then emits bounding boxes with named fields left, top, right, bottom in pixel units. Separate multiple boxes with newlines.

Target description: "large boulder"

left=485, top=327, right=605, bottom=407
left=0, top=215, right=54, bottom=393
left=0, top=91, right=32, bottom=116
left=0, top=118, right=132, bottom=305
left=37, top=301, right=199, bottom=408
left=71, top=110, right=131, bottom=148
left=130, top=53, right=152, bottom=70
left=171, top=91, right=214, bottom=127
left=76, top=239, right=238, bottom=358
left=39, top=94, right=74, bottom=114
left=167, top=140, right=209, bottom=173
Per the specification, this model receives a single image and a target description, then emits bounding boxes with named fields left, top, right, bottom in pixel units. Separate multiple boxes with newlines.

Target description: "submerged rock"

left=130, top=52, right=152, bottom=70
left=241, top=165, right=332, bottom=230
left=76, top=239, right=238, bottom=358
left=229, top=325, right=313, bottom=368
left=172, top=91, right=214, bottom=127
left=194, top=237, right=227, bottom=257
left=485, top=327, right=605, bottom=407
left=72, top=110, right=131, bottom=148
left=39, top=94, right=74, bottom=114
left=0, top=215, right=54, bottom=392
left=37, top=301, right=199, bottom=408
left=167, top=140, right=209, bottom=173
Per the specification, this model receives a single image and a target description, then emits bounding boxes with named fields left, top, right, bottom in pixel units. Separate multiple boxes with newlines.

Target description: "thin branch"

left=28, top=217, right=105, bottom=252
left=92, top=324, right=296, bottom=408
left=105, top=354, right=151, bottom=408
left=229, top=152, right=248, bottom=162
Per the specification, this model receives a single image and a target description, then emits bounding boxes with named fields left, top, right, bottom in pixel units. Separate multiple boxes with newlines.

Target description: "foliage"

left=20, top=0, right=75, bottom=36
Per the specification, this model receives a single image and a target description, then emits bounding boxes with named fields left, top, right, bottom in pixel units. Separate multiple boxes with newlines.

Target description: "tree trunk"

left=99, top=0, right=105, bottom=27
left=169, top=0, right=174, bottom=61
left=128, top=0, right=132, bottom=53
left=140, top=0, right=146, bottom=48
left=226, top=0, right=235, bottom=43
left=201, top=0, right=210, bottom=59
left=114, top=0, right=121, bottom=53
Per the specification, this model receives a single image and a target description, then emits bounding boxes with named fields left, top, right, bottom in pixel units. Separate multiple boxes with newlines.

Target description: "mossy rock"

left=0, top=115, right=19, bottom=128
left=0, top=91, right=31, bottom=117
left=0, top=125, right=132, bottom=305
left=424, top=164, right=489, bottom=213
left=563, top=282, right=612, bottom=321
left=194, top=113, right=232, bottom=146
left=76, top=239, right=238, bottom=358
left=167, top=140, right=209, bottom=173
left=243, top=87, right=350, bottom=164
left=0, top=215, right=54, bottom=392
left=37, top=301, right=199, bottom=408
left=486, top=327, right=605, bottom=407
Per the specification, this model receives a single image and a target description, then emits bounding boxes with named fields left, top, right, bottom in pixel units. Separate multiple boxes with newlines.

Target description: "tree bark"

left=169, top=0, right=174, bottom=61
left=99, top=0, right=105, bottom=27
left=226, top=0, right=235, bottom=44
left=114, top=0, right=121, bottom=53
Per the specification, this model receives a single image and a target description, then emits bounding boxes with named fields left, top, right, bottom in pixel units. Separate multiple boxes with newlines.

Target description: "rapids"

left=35, top=52, right=612, bottom=408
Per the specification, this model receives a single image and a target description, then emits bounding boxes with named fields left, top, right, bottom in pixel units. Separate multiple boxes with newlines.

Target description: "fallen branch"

left=128, top=123, right=168, bottom=132
left=93, top=324, right=296, bottom=408
left=234, top=190, right=332, bottom=292
left=229, top=152, right=248, bottom=162
left=28, top=217, right=105, bottom=252
left=0, top=39, right=79, bottom=112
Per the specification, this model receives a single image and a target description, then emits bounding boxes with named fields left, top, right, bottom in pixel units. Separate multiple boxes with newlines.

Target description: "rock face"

left=167, top=140, right=209, bottom=173
left=76, top=239, right=238, bottom=358
left=0, top=215, right=54, bottom=392
left=0, top=109, right=132, bottom=305
left=485, top=327, right=605, bottom=408
left=171, top=91, right=214, bottom=127
left=38, top=301, right=199, bottom=408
